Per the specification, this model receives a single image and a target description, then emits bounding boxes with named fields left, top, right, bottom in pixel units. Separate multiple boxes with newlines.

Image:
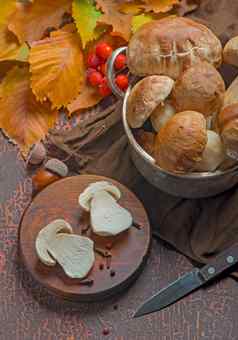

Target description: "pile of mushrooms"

left=126, top=17, right=238, bottom=174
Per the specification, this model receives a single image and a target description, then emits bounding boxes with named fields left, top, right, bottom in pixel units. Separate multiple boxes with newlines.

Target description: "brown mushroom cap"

left=223, top=36, right=238, bottom=67
left=127, top=75, right=174, bottom=128
left=172, top=62, right=225, bottom=117
left=154, top=111, right=207, bottom=173
left=224, top=75, right=238, bottom=108
left=127, top=17, right=222, bottom=79
left=216, top=103, right=238, bottom=159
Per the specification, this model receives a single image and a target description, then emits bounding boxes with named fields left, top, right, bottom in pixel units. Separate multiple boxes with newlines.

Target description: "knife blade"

left=134, top=242, right=238, bottom=318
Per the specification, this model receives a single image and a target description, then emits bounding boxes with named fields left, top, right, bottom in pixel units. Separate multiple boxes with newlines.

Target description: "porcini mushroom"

left=216, top=103, right=238, bottom=159
left=150, top=101, right=176, bottom=132
left=127, top=17, right=222, bottom=79
left=36, top=219, right=73, bottom=266
left=172, top=62, right=225, bottom=118
left=46, top=234, right=95, bottom=279
left=79, top=181, right=121, bottom=212
left=90, top=190, right=133, bottom=236
left=127, top=75, right=174, bottom=128
left=224, top=75, right=238, bottom=107
left=223, top=36, right=238, bottom=67
left=194, top=130, right=225, bottom=172
left=35, top=219, right=95, bottom=279
left=154, top=111, right=207, bottom=173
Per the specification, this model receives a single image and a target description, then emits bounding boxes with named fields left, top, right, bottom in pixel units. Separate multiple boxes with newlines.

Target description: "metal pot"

left=107, top=47, right=238, bottom=198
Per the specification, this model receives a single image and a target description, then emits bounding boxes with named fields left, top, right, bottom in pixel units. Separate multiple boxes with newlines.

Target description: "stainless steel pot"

left=107, top=47, right=238, bottom=198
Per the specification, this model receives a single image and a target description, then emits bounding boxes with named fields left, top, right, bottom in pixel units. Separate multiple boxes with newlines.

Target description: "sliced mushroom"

left=150, top=101, right=176, bottom=132
left=90, top=190, right=133, bottom=237
left=48, top=234, right=95, bottom=279
left=36, top=219, right=73, bottom=266
left=127, top=75, right=174, bottom=128
left=79, top=181, right=121, bottom=212
left=35, top=220, right=95, bottom=279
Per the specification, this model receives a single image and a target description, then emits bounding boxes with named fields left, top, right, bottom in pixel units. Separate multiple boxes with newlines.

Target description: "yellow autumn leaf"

left=132, top=13, right=154, bottom=33
left=72, top=0, right=104, bottom=48
left=0, top=0, right=16, bottom=26
left=0, top=26, right=29, bottom=62
left=29, top=25, right=85, bottom=109
left=96, top=0, right=133, bottom=41
left=8, top=0, right=72, bottom=44
left=0, top=66, right=58, bottom=156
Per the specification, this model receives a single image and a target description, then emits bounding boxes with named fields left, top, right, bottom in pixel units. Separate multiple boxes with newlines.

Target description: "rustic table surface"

left=1, top=132, right=238, bottom=340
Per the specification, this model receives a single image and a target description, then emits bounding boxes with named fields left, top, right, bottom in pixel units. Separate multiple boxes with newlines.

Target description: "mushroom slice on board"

left=35, top=219, right=73, bottom=266
left=79, top=181, right=121, bottom=212
left=90, top=190, right=133, bottom=237
left=47, top=234, right=95, bottom=279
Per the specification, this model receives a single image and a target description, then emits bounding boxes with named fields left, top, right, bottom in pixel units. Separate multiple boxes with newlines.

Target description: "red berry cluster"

left=87, top=42, right=129, bottom=97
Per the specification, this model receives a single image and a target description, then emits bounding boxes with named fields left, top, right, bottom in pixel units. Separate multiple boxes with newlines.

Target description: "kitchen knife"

left=134, top=243, right=238, bottom=318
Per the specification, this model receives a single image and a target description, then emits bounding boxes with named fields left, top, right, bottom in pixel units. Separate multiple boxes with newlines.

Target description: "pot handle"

left=107, top=46, right=128, bottom=99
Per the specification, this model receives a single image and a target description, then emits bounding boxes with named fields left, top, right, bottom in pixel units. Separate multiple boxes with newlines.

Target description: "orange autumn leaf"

left=67, top=83, right=102, bottom=114
left=0, top=66, right=58, bottom=156
left=8, top=0, right=72, bottom=44
left=141, top=0, right=180, bottom=13
left=96, top=0, right=133, bottom=41
left=29, top=25, right=84, bottom=109
left=120, top=0, right=179, bottom=14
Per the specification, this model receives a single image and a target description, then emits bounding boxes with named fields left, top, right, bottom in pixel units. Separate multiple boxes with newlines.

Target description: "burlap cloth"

left=48, top=0, right=238, bottom=273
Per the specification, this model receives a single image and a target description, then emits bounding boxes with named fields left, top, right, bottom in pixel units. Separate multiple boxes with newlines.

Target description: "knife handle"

left=199, top=243, right=238, bottom=282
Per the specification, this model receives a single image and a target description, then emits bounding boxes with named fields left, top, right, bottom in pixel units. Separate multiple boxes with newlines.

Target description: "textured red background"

left=1, top=132, right=238, bottom=340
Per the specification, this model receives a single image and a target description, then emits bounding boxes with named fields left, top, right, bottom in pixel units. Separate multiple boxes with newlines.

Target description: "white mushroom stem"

left=79, top=181, right=121, bottom=212
left=35, top=219, right=73, bottom=266
left=90, top=190, right=133, bottom=237
left=195, top=130, right=226, bottom=172
left=150, top=102, right=176, bottom=132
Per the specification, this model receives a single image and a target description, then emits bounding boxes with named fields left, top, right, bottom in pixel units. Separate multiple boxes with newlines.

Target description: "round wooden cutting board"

left=19, top=175, right=151, bottom=302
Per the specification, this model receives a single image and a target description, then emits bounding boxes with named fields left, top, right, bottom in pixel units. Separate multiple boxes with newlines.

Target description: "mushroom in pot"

left=127, top=17, right=222, bottom=79
left=223, top=36, right=238, bottom=67
left=194, top=130, right=225, bottom=172
left=150, top=101, right=176, bottom=132
left=216, top=103, right=238, bottom=160
left=172, top=62, right=225, bottom=118
left=154, top=111, right=207, bottom=173
left=127, top=75, right=174, bottom=128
